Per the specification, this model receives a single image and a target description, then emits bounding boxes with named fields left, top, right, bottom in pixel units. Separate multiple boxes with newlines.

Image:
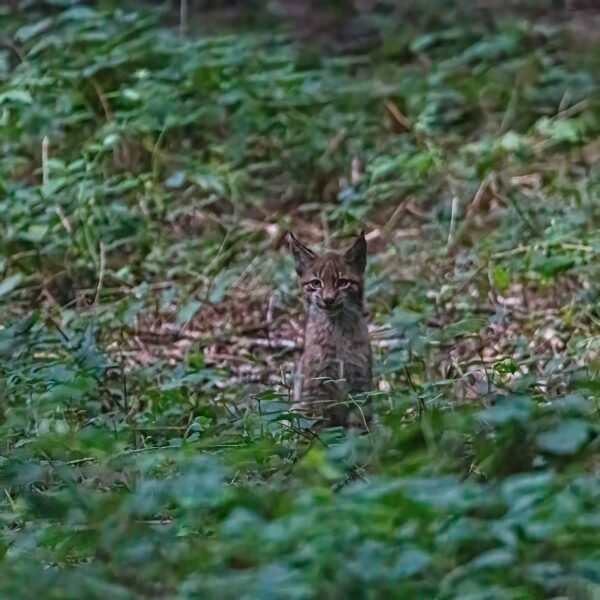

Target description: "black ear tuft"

left=344, top=231, right=367, bottom=274
left=288, top=232, right=317, bottom=276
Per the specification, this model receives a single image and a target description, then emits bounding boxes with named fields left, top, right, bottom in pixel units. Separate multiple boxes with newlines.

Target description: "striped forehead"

left=311, top=254, right=344, bottom=277
left=301, top=252, right=361, bottom=284
left=320, top=260, right=341, bottom=281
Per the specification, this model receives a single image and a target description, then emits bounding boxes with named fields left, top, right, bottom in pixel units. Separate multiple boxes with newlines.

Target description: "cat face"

left=288, top=232, right=367, bottom=314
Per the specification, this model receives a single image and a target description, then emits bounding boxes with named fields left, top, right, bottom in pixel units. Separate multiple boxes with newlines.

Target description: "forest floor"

left=1, top=2, right=600, bottom=598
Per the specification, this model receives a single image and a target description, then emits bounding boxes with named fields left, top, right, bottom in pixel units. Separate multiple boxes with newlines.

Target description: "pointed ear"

left=288, top=232, right=317, bottom=276
left=344, top=231, right=367, bottom=274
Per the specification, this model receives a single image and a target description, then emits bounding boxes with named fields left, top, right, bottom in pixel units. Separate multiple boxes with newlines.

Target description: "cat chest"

left=302, top=336, right=370, bottom=380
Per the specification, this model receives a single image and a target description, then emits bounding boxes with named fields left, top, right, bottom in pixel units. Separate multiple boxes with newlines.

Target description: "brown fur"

left=288, top=232, right=372, bottom=427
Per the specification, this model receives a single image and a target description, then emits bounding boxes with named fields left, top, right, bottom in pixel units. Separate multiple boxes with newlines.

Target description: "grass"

left=1, top=1, right=600, bottom=598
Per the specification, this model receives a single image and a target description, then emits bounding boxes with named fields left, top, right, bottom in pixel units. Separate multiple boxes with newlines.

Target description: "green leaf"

left=536, top=419, right=589, bottom=455
left=498, top=131, right=526, bottom=153
left=477, top=395, right=533, bottom=424
left=176, top=299, right=203, bottom=326
left=165, top=170, right=187, bottom=189
left=15, top=18, right=52, bottom=42
left=0, top=90, right=33, bottom=105
left=535, top=116, right=583, bottom=144
left=392, top=548, right=431, bottom=578
left=0, top=274, right=22, bottom=299
left=469, top=548, right=515, bottom=570
left=531, top=254, right=575, bottom=277
left=492, top=265, right=510, bottom=291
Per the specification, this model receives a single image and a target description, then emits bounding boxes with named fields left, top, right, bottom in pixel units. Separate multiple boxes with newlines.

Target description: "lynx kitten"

left=288, top=232, right=372, bottom=427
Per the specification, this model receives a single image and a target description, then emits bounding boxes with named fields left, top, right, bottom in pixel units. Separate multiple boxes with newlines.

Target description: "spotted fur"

left=288, top=232, right=372, bottom=427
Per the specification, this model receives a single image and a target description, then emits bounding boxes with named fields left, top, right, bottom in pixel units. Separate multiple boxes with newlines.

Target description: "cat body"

left=289, top=232, right=372, bottom=426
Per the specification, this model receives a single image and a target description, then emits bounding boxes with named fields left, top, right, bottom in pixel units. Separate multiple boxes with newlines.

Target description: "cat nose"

left=322, top=295, right=336, bottom=305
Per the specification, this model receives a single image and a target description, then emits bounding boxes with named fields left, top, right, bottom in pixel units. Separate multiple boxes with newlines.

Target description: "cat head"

left=288, top=232, right=367, bottom=314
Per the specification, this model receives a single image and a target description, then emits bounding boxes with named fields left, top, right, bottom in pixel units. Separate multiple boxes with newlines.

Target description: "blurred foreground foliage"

left=1, top=1, right=600, bottom=598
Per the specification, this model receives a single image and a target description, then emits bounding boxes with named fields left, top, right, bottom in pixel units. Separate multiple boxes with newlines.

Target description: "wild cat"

left=288, top=231, right=372, bottom=427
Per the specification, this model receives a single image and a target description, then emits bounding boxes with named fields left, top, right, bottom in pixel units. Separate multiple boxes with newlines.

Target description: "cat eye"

left=308, top=279, right=322, bottom=288
left=337, top=279, right=352, bottom=289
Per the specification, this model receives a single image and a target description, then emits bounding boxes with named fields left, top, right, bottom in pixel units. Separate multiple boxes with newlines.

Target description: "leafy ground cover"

left=1, top=1, right=599, bottom=598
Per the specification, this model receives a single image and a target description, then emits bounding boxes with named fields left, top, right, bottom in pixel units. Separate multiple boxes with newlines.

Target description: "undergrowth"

left=1, top=1, right=599, bottom=598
